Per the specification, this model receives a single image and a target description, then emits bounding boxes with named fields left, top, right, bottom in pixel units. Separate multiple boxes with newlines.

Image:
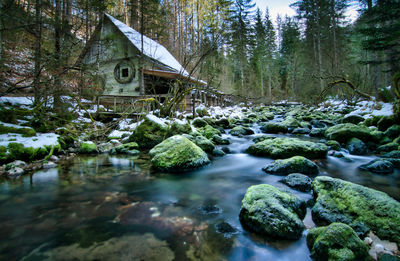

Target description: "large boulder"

left=306, top=223, right=370, bottom=261
left=262, top=156, right=319, bottom=175
left=324, top=123, right=373, bottom=143
left=78, top=141, right=98, bottom=154
left=129, top=116, right=168, bottom=149
left=260, top=122, right=288, bottom=134
left=197, top=125, right=221, bottom=139
left=239, top=184, right=306, bottom=239
left=311, top=176, right=400, bottom=244
left=149, top=135, right=210, bottom=172
left=247, top=137, right=328, bottom=159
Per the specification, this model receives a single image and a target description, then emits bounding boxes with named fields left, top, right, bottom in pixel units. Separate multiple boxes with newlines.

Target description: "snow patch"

left=0, top=97, right=33, bottom=106
left=0, top=133, right=59, bottom=148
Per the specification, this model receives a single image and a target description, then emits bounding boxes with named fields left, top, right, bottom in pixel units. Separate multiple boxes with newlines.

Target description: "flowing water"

left=1, top=124, right=400, bottom=261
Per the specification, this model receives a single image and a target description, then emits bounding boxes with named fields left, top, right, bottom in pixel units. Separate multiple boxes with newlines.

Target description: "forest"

left=0, top=0, right=400, bottom=261
left=1, top=0, right=399, bottom=104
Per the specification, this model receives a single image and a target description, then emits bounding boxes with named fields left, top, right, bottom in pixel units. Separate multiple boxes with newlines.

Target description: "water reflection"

left=0, top=125, right=399, bottom=260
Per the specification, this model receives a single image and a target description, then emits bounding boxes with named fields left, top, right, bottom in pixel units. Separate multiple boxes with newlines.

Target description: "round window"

left=114, top=61, right=135, bottom=84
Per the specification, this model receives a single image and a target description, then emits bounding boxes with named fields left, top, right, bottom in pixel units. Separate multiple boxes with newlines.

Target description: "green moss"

left=377, top=116, right=397, bottom=131
left=6, top=143, right=60, bottom=162
left=192, top=118, right=208, bottom=128
left=230, top=126, right=254, bottom=137
left=166, top=121, right=192, bottom=136
left=0, top=124, right=36, bottom=137
left=326, top=140, right=341, bottom=151
left=247, top=137, right=328, bottom=159
left=364, top=115, right=384, bottom=127
left=0, top=145, right=8, bottom=164
left=312, top=176, right=400, bottom=245
left=197, top=125, right=221, bottom=139
left=307, top=223, right=369, bottom=261
left=110, top=142, right=139, bottom=155
left=325, top=123, right=373, bottom=143
left=149, top=135, right=210, bottom=172
left=239, top=184, right=306, bottom=239
left=78, top=142, right=98, bottom=154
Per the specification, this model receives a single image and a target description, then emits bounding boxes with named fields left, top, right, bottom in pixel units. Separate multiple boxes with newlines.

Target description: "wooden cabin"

left=78, top=13, right=227, bottom=114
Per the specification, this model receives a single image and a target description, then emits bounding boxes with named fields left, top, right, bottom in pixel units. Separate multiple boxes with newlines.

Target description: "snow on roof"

left=105, top=13, right=189, bottom=76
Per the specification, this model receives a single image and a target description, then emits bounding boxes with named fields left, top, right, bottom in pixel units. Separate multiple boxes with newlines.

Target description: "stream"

left=1, top=123, right=400, bottom=260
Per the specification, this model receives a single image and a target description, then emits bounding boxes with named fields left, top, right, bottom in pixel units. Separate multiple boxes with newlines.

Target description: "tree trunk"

left=33, top=0, right=42, bottom=105
left=139, top=0, right=145, bottom=95
left=53, top=0, right=63, bottom=114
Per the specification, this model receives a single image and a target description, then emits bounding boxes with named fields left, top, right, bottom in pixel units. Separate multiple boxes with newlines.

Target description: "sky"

left=254, top=0, right=359, bottom=23
left=254, top=0, right=296, bottom=22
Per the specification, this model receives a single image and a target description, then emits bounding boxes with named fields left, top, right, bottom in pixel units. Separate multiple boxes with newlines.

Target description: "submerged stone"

left=247, top=137, right=328, bottom=159
left=306, top=223, right=369, bottom=261
left=239, top=184, right=306, bottom=239
left=262, top=156, right=319, bottom=175
left=149, top=135, right=210, bottom=172
left=358, top=159, right=394, bottom=174
left=311, top=176, right=400, bottom=244
left=281, top=173, right=313, bottom=192
left=347, top=138, right=367, bottom=155
left=26, top=233, right=175, bottom=261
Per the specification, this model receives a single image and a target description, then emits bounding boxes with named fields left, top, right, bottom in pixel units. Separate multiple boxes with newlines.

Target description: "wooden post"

left=113, top=97, right=116, bottom=112
left=192, top=93, right=195, bottom=118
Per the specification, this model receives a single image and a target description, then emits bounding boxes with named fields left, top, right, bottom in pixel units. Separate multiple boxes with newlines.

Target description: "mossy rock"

left=229, top=126, right=254, bottom=137
left=192, top=118, right=208, bottom=128
left=212, top=135, right=230, bottom=145
left=239, top=184, right=306, bottom=239
left=311, top=176, right=400, bottom=244
left=252, top=136, right=276, bottom=143
left=149, top=135, right=210, bottom=172
left=214, top=118, right=230, bottom=128
left=376, top=142, right=399, bottom=153
left=129, top=117, right=168, bottom=149
left=262, top=156, right=319, bottom=175
left=197, top=125, right=221, bottom=139
left=358, top=159, right=394, bottom=174
left=306, top=223, right=369, bottom=261
left=260, top=122, right=288, bottom=134
left=0, top=123, right=36, bottom=137
left=78, top=141, right=98, bottom=154
left=364, top=116, right=384, bottom=127
left=326, top=140, right=341, bottom=151
left=325, top=123, right=373, bottom=143
left=192, top=135, right=215, bottom=153
left=247, top=137, right=328, bottom=159
left=384, top=125, right=400, bottom=139
left=377, top=116, right=397, bottom=131
left=166, top=121, right=192, bottom=136
left=110, top=142, right=139, bottom=155
left=341, top=114, right=365, bottom=124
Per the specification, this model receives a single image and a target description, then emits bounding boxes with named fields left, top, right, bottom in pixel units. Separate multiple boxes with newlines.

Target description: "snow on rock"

left=146, top=114, right=169, bottom=127
left=108, top=130, right=131, bottom=139
left=0, top=133, right=59, bottom=148
left=119, top=119, right=143, bottom=131
left=0, top=121, right=33, bottom=130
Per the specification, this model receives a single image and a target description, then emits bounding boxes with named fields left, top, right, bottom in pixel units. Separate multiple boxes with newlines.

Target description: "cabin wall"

left=83, top=18, right=143, bottom=96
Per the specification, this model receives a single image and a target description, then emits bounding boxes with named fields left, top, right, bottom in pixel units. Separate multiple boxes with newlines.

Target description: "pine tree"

left=229, top=0, right=255, bottom=97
